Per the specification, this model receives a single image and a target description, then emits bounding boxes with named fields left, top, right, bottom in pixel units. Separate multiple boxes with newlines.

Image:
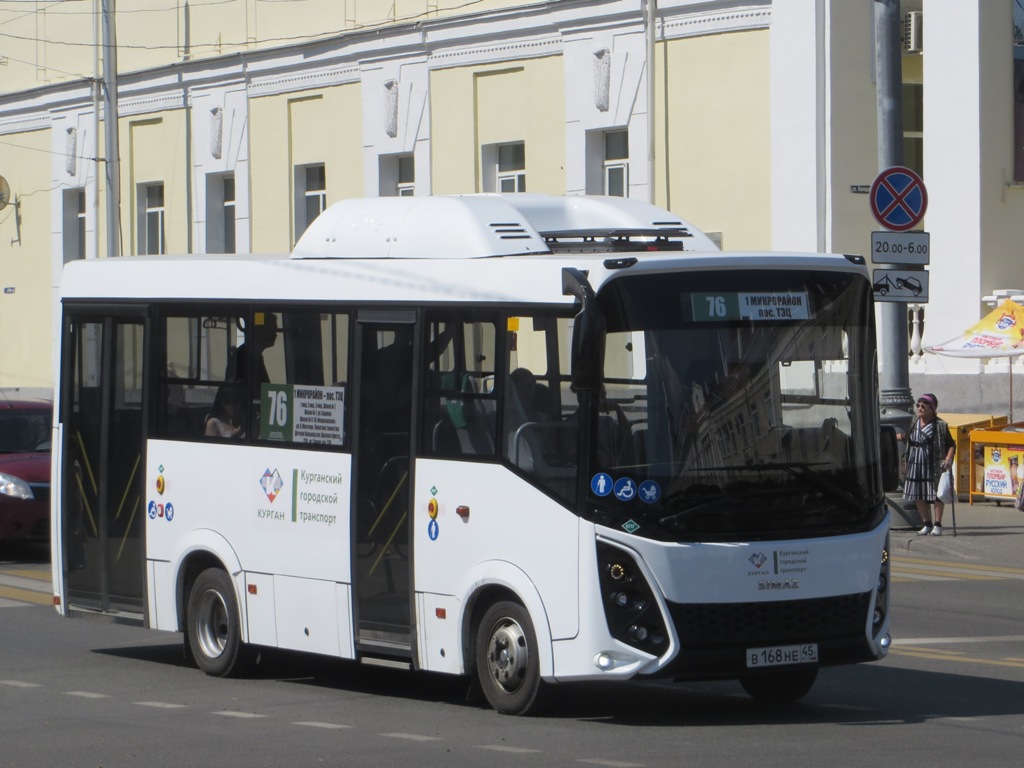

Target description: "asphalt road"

left=2, top=508, right=1023, bottom=768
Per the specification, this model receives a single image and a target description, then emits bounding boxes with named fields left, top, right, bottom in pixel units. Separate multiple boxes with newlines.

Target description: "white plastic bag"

left=936, top=470, right=954, bottom=504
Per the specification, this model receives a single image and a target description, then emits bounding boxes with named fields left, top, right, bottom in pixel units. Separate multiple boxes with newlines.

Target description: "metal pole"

left=645, top=0, right=656, bottom=204
left=874, top=0, right=914, bottom=431
left=101, top=0, right=121, bottom=258
left=92, top=0, right=101, bottom=260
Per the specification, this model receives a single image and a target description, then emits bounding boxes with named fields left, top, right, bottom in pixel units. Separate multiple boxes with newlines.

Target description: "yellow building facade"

left=1, top=1, right=1023, bottom=415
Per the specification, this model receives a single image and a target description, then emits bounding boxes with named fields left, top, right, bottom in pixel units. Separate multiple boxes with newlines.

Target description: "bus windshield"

left=589, top=268, right=881, bottom=542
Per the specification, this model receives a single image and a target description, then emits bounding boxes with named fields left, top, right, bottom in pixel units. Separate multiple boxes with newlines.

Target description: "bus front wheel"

left=475, top=600, right=545, bottom=715
left=739, top=667, right=818, bottom=704
left=187, top=567, right=250, bottom=677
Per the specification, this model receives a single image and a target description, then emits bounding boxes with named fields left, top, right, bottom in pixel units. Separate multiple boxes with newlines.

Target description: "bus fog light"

left=595, top=653, right=615, bottom=670
left=880, top=633, right=891, bottom=650
left=627, top=624, right=649, bottom=643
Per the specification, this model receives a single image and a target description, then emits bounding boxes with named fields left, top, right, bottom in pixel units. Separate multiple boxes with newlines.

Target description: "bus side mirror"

left=879, top=425, right=900, bottom=492
left=562, top=268, right=606, bottom=392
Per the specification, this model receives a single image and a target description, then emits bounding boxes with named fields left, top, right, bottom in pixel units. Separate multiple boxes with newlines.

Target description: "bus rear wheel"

left=187, top=567, right=251, bottom=677
left=475, top=601, right=545, bottom=715
left=739, top=667, right=818, bottom=704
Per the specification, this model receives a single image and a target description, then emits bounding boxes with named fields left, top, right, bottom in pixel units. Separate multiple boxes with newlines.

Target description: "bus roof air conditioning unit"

left=904, top=11, right=923, bottom=53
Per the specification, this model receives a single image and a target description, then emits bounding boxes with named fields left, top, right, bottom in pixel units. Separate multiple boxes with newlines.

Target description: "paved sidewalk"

left=889, top=495, right=1024, bottom=567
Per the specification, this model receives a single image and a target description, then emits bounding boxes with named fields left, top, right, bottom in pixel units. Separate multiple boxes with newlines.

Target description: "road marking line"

left=135, top=702, right=187, bottom=709
left=0, top=586, right=54, bottom=606
left=380, top=733, right=442, bottom=742
left=65, top=691, right=110, bottom=699
left=1, top=680, right=41, bottom=688
left=889, top=648, right=1024, bottom=669
left=577, top=760, right=645, bottom=768
left=3, top=569, right=51, bottom=581
left=890, top=567, right=1001, bottom=581
left=294, top=722, right=353, bottom=730
left=897, top=635, right=1024, bottom=645
left=212, top=711, right=266, bottom=718
left=478, top=745, right=541, bottom=754
left=893, top=556, right=1024, bottom=576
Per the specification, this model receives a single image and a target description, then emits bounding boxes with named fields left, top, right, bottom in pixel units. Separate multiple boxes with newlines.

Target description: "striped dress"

left=903, top=419, right=937, bottom=502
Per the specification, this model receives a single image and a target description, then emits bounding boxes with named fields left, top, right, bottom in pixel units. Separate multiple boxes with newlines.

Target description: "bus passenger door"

left=60, top=313, right=148, bottom=620
left=353, top=313, right=415, bottom=653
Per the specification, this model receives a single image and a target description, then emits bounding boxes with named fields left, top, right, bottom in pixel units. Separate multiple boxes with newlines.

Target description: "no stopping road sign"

left=870, top=166, right=928, bottom=232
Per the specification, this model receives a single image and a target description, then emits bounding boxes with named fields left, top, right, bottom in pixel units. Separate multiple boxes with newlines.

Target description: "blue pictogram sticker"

left=614, top=477, right=637, bottom=501
left=591, top=472, right=613, bottom=497
left=164, top=502, right=174, bottom=522
left=148, top=500, right=157, bottom=519
left=638, top=480, right=661, bottom=504
left=428, top=518, right=440, bottom=541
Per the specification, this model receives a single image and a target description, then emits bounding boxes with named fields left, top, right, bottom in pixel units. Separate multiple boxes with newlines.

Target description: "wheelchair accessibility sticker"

left=148, top=500, right=174, bottom=522
left=591, top=474, right=660, bottom=504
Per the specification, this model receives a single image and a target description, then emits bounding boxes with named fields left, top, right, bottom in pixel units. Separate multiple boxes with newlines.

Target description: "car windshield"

left=0, top=409, right=52, bottom=453
left=587, top=268, right=882, bottom=542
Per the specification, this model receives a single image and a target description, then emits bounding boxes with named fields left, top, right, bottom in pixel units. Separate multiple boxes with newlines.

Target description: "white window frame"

left=294, top=163, right=327, bottom=242
left=496, top=142, right=526, bottom=193
left=205, top=174, right=236, bottom=254
left=137, top=182, right=166, bottom=255
left=603, top=130, right=629, bottom=198
left=62, top=188, right=87, bottom=262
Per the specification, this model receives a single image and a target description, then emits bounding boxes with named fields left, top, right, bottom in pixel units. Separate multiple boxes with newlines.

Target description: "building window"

left=62, top=188, right=87, bottom=262
left=206, top=174, right=236, bottom=253
left=496, top=143, right=526, bottom=193
left=397, top=156, right=415, bottom=197
left=295, top=163, right=326, bottom=241
left=138, top=182, right=165, bottom=255
left=379, top=154, right=415, bottom=197
left=604, top=130, right=629, bottom=197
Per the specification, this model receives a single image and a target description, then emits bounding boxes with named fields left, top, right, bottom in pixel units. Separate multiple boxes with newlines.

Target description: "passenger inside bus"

left=228, top=312, right=278, bottom=385
left=204, top=384, right=245, bottom=438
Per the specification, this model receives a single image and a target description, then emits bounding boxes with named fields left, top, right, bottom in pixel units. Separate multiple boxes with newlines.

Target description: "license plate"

left=746, top=643, right=819, bottom=669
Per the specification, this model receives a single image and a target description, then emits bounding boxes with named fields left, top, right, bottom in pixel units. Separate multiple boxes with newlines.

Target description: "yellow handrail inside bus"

left=114, top=454, right=140, bottom=522
left=366, top=469, right=408, bottom=539
left=369, top=510, right=408, bottom=577
left=74, top=429, right=98, bottom=496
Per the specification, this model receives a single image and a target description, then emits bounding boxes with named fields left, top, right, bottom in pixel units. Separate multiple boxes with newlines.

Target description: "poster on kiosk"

left=982, top=445, right=1024, bottom=498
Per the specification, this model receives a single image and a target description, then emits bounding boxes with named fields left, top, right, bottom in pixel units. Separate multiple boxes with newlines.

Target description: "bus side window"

left=261, top=309, right=350, bottom=448
left=157, top=311, right=240, bottom=440
left=503, top=314, right=577, bottom=503
left=421, top=313, right=497, bottom=458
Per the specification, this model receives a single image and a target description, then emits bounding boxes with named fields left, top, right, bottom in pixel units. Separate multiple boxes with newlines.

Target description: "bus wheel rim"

left=195, top=589, right=229, bottom=660
left=486, top=618, right=529, bottom=692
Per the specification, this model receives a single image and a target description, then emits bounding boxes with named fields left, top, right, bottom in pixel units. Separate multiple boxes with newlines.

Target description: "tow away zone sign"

left=872, top=269, right=929, bottom=303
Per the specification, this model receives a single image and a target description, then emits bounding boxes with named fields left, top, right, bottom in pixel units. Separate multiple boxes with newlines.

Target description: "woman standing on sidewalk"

left=904, top=393, right=956, bottom=536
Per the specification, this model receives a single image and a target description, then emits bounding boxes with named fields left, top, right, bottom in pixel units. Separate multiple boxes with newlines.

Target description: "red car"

left=0, top=399, right=52, bottom=542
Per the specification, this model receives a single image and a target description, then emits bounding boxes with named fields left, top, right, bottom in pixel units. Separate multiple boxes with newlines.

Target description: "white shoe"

left=930, top=526, right=942, bottom=536
left=917, top=525, right=932, bottom=535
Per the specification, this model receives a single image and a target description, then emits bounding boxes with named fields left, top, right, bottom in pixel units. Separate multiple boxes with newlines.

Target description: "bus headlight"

left=597, top=542, right=668, bottom=656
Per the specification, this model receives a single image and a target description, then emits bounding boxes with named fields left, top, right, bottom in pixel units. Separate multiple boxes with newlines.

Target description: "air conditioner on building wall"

left=904, top=11, right=923, bottom=54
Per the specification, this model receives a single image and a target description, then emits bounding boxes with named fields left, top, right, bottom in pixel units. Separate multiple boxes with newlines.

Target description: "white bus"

left=52, top=194, right=891, bottom=715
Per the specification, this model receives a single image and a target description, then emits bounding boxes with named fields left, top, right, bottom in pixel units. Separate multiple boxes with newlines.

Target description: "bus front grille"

left=668, top=592, right=871, bottom=648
